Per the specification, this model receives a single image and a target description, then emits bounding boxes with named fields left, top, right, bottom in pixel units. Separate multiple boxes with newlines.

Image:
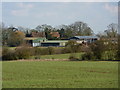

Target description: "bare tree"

left=104, top=23, right=118, bottom=38
left=69, top=21, right=93, bottom=36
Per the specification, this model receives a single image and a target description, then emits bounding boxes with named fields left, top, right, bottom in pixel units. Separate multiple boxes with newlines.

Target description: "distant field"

left=2, top=61, right=118, bottom=88
left=40, top=53, right=83, bottom=59
left=7, top=47, right=16, bottom=50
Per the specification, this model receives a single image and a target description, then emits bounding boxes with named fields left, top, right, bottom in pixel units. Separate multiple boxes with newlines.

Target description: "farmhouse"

left=69, top=36, right=99, bottom=43
left=31, top=32, right=45, bottom=37
left=50, top=32, right=60, bottom=38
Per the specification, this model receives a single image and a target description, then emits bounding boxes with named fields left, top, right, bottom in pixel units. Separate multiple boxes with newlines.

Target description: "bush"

left=116, top=35, right=120, bottom=60
left=53, top=47, right=63, bottom=54
left=15, top=47, right=32, bottom=59
left=116, top=50, right=120, bottom=60
left=81, top=52, right=95, bottom=60
left=90, top=40, right=106, bottom=60
left=33, top=47, right=42, bottom=55
left=40, top=48, right=49, bottom=55
left=47, top=47, right=55, bottom=55
left=80, top=45, right=91, bottom=52
left=2, top=47, right=18, bottom=60
left=2, top=46, right=33, bottom=60
left=62, top=47, right=71, bottom=54
left=2, top=47, right=9, bottom=56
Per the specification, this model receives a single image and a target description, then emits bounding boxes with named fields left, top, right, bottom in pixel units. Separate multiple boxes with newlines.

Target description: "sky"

left=1, top=0, right=119, bottom=34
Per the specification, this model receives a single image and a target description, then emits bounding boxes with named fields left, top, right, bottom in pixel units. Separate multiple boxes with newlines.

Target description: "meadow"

left=2, top=61, right=118, bottom=88
left=36, top=53, right=83, bottom=59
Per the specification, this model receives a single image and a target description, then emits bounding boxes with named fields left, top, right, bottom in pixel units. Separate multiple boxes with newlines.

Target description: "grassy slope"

left=2, top=61, right=118, bottom=88
left=40, top=53, right=83, bottom=59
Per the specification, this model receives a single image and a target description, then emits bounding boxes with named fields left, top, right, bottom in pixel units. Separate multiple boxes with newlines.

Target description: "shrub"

left=2, top=46, right=33, bottom=60
left=33, top=47, right=42, bottom=55
left=80, top=45, right=91, bottom=52
left=62, top=47, right=71, bottom=54
left=116, top=49, right=120, bottom=60
left=65, top=40, right=82, bottom=53
left=2, top=47, right=9, bottom=56
left=90, top=40, right=106, bottom=60
left=81, top=52, right=95, bottom=60
left=2, top=47, right=18, bottom=60
left=47, top=47, right=55, bottom=55
left=54, top=47, right=63, bottom=54
left=116, top=35, right=120, bottom=60
left=102, top=51, right=116, bottom=60
left=40, top=48, right=49, bottom=55
left=15, top=47, right=32, bottom=59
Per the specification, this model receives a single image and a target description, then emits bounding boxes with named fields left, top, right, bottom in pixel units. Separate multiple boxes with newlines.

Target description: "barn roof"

left=33, top=37, right=47, bottom=43
left=71, top=36, right=99, bottom=39
left=45, top=40, right=68, bottom=43
left=24, top=37, right=38, bottom=40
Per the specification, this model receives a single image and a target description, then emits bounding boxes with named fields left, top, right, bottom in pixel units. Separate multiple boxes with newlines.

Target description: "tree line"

left=1, top=21, right=120, bottom=61
left=2, top=38, right=120, bottom=61
left=1, top=21, right=118, bottom=47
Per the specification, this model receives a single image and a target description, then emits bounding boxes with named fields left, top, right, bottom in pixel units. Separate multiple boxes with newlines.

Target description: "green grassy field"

left=2, top=61, right=118, bottom=88
left=40, top=53, right=83, bottom=59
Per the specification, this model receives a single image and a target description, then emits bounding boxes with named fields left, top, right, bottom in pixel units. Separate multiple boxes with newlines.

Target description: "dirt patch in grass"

left=3, top=78, right=14, bottom=81
left=86, top=70, right=111, bottom=74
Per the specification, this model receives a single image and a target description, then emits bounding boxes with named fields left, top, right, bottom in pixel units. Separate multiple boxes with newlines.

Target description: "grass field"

left=40, top=53, right=83, bottom=59
left=2, top=61, right=118, bottom=88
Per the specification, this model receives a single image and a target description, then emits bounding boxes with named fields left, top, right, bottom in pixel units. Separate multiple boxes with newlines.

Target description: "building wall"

left=60, top=42, right=66, bottom=46
left=41, top=43, right=60, bottom=46
left=33, top=43, right=41, bottom=47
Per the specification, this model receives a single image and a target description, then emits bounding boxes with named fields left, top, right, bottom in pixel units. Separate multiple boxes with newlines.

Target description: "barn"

left=32, top=37, right=47, bottom=47
left=24, top=37, right=68, bottom=47
left=24, top=36, right=99, bottom=47
left=69, top=36, right=99, bottom=43
left=31, top=38, right=68, bottom=47
left=41, top=40, right=68, bottom=47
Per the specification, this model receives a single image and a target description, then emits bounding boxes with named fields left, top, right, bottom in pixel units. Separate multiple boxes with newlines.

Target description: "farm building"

left=24, top=37, right=47, bottom=47
left=25, top=37, right=68, bottom=47
left=24, top=36, right=99, bottom=47
left=33, top=39, right=68, bottom=47
left=24, top=37, right=38, bottom=46
left=69, top=36, right=99, bottom=43
left=50, top=32, right=60, bottom=38
left=40, top=40, right=68, bottom=47
left=32, top=37, right=47, bottom=47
